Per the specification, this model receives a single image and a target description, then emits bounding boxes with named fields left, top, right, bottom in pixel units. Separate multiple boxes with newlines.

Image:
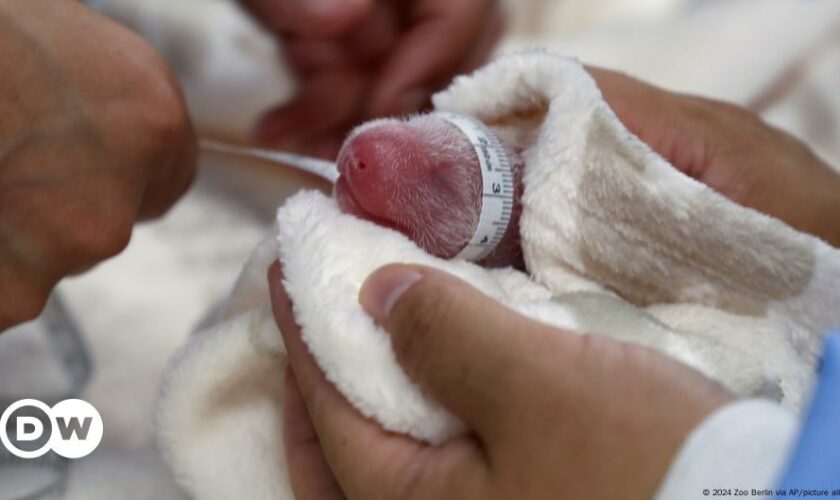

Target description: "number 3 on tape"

left=438, top=112, right=515, bottom=262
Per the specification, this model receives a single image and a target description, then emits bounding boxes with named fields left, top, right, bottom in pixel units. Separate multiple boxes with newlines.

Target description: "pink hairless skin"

left=334, top=114, right=525, bottom=269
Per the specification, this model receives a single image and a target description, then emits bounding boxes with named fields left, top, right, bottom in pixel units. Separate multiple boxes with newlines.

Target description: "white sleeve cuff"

left=655, top=399, right=798, bottom=500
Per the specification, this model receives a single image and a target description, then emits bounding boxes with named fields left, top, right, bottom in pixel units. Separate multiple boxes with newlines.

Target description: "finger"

left=268, top=263, right=488, bottom=498
left=254, top=69, right=368, bottom=153
left=0, top=172, right=139, bottom=328
left=366, top=0, right=498, bottom=117
left=283, top=4, right=399, bottom=75
left=136, top=111, right=198, bottom=220
left=106, top=61, right=197, bottom=220
left=344, top=1, right=399, bottom=64
left=358, top=264, right=580, bottom=441
left=586, top=66, right=711, bottom=178
left=239, top=0, right=373, bottom=37
left=283, top=367, right=345, bottom=500
left=269, top=262, right=390, bottom=470
left=0, top=245, right=53, bottom=329
left=454, top=3, right=505, bottom=75
left=283, top=38, right=352, bottom=76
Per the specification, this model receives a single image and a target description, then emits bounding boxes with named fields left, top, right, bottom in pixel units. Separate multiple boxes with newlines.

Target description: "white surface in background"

left=503, top=0, right=840, bottom=105
left=764, top=45, right=840, bottom=170
left=0, top=466, right=60, bottom=500
left=1, top=0, right=837, bottom=496
left=504, top=0, right=694, bottom=36
left=64, top=450, right=188, bottom=500
left=58, top=174, right=268, bottom=452
left=0, top=323, right=73, bottom=400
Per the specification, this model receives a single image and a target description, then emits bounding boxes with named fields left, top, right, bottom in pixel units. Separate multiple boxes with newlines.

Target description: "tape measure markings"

left=438, top=112, right=515, bottom=262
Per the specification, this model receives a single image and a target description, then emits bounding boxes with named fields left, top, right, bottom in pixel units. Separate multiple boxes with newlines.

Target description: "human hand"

left=0, top=0, right=196, bottom=329
left=269, top=262, right=734, bottom=499
left=589, top=67, right=840, bottom=248
left=239, top=0, right=503, bottom=158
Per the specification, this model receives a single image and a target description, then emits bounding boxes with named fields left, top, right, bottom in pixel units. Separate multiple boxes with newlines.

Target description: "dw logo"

left=0, top=399, right=103, bottom=459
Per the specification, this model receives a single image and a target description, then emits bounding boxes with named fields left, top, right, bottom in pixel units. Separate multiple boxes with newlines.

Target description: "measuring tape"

left=438, top=112, right=515, bottom=262
left=200, top=139, right=340, bottom=184
left=200, top=113, right=513, bottom=262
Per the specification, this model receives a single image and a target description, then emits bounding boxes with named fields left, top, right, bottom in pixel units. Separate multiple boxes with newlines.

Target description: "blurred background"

left=1, top=0, right=839, bottom=497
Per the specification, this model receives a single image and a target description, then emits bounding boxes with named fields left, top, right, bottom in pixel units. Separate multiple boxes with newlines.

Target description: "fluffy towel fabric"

left=655, top=399, right=797, bottom=500
left=157, top=52, right=840, bottom=499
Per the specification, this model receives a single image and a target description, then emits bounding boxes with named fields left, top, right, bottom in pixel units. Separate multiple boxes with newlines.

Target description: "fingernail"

left=360, top=266, right=423, bottom=324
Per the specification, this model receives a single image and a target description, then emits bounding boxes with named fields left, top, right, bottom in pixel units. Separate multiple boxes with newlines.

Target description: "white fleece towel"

left=156, top=52, right=840, bottom=500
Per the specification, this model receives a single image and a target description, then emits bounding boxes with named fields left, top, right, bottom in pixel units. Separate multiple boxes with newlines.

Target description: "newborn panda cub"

left=335, top=114, right=525, bottom=269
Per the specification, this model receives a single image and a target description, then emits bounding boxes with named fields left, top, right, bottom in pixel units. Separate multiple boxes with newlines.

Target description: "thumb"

left=359, top=264, right=577, bottom=440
